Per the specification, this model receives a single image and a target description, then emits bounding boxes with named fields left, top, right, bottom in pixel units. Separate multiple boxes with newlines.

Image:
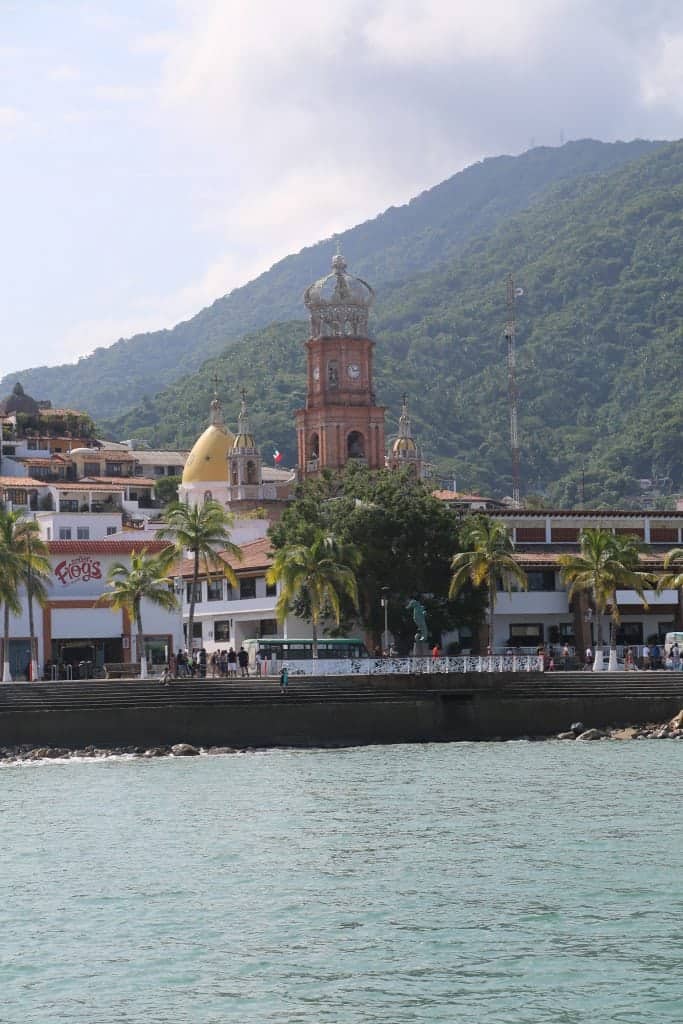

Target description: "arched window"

left=310, top=432, right=320, bottom=458
left=231, top=466, right=238, bottom=485
left=246, top=460, right=258, bottom=485
left=203, top=490, right=213, bottom=503
left=347, top=431, right=365, bottom=459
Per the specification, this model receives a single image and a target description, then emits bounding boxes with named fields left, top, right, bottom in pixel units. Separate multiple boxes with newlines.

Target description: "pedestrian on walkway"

left=279, top=664, right=289, bottom=694
left=238, top=646, right=249, bottom=678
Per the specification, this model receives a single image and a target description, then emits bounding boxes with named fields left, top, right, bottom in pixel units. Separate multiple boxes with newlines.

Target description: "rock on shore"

left=556, top=709, right=683, bottom=741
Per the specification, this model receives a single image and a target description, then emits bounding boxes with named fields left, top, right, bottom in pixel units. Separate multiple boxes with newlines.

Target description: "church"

left=180, top=250, right=423, bottom=516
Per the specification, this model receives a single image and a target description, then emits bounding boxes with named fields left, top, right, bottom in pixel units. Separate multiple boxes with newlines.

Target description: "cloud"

left=0, top=106, right=25, bottom=128
left=49, top=64, right=81, bottom=82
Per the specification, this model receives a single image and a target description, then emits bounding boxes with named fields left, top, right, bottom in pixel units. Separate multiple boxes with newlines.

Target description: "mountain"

left=1, top=139, right=661, bottom=420
left=106, top=140, right=683, bottom=507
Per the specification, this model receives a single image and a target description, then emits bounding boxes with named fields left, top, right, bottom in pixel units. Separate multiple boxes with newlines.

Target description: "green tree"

left=269, top=465, right=479, bottom=651
left=660, top=547, right=683, bottom=628
left=17, top=520, right=51, bottom=681
left=97, top=549, right=178, bottom=678
left=267, top=530, right=359, bottom=658
left=558, top=529, right=655, bottom=665
left=449, top=515, right=528, bottom=652
left=0, top=510, right=24, bottom=682
left=154, top=475, right=181, bottom=506
left=159, top=500, right=241, bottom=652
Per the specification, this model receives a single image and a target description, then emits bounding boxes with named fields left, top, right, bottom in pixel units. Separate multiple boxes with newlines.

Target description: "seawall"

left=1, top=672, right=682, bottom=749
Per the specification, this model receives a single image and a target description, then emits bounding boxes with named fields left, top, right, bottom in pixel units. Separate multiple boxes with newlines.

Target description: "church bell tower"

left=295, top=251, right=385, bottom=476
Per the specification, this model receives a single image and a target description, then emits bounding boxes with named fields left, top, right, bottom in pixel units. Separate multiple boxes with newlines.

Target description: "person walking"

left=227, top=647, right=237, bottom=678
left=624, top=646, right=635, bottom=671
left=279, top=664, right=289, bottom=694
left=238, top=645, right=249, bottom=678
left=671, top=642, right=681, bottom=671
left=641, top=643, right=650, bottom=670
left=584, top=646, right=593, bottom=671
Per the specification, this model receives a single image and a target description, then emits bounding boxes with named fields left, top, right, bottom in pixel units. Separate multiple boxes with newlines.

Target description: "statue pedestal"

left=412, top=641, right=429, bottom=658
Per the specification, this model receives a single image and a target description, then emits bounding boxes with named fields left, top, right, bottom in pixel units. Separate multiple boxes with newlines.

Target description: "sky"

left=1, top=0, right=682, bottom=378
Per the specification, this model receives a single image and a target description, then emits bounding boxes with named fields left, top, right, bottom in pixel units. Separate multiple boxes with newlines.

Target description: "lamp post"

left=380, top=587, right=390, bottom=655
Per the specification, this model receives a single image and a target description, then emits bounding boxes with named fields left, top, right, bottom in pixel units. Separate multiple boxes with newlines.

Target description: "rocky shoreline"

left=556, top=709, right=683, bottom=742
left=1, top=710, right=682, bottom=761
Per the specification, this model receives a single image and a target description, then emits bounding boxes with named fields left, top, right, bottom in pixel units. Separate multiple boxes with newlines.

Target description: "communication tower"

left=504, top=275, right=522, bottom=507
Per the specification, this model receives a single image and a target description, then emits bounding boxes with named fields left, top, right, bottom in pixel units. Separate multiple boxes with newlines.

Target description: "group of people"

left=624, top=642, right=680, bottom=670
left=208, top=647, right=250, bottom=678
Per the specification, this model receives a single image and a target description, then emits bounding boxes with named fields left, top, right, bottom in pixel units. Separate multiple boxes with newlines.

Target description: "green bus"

left=244, top=637, right=367, bottom=670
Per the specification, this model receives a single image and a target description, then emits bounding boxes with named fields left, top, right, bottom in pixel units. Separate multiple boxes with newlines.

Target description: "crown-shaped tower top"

left=304, top=249, right=374, bottom=339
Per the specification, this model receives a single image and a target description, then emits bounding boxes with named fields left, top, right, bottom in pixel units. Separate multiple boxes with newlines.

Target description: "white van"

left=664, top=631, right=683, bottom=656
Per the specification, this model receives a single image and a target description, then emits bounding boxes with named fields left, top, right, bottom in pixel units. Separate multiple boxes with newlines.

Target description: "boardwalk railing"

left=281, top=655, right=545, bottom=677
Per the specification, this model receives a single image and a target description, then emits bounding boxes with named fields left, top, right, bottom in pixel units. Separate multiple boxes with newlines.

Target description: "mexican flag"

left=273, top=449, right=283, bottom=463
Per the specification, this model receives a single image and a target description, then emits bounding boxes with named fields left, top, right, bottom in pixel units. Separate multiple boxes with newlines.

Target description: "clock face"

left=347, top=363, right=361, bottom=380
left=312, top=366, right=320, bottom=381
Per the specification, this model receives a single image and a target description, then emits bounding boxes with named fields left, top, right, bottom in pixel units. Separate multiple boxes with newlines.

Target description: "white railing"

left=279, top=655, right=544, bottom=677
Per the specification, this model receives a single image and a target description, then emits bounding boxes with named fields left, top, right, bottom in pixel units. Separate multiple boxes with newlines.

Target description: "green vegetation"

left=1, top=140, right=659, bottom=420
left=558, top=529, right=656, bottom=655
left=0, top=511, right=50, bottom=681
left=661, top=548, right=683, bottom=628
left=267, top=530, right=360, bottom=658
left=269, top=465, right=485, bottom=652
left=449, top=516, right=528, bottom=651
left=158, top=500, right=241, bottom=650
left=105, top=140, right=683, bottom=506
left=97, top=550, right=178, bottom=678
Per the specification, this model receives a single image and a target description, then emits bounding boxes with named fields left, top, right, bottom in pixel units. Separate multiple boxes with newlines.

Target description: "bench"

left=104, top=662, right=142, bottom=679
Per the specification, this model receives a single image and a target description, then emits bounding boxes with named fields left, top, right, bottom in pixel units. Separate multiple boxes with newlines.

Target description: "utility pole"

left=504, top=274, right=522, bottom=508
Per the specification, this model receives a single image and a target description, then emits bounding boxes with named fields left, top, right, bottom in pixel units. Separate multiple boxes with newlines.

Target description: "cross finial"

left=240, top=386, right=247, bottom=404
left=210, top=372, right=222, bottom=397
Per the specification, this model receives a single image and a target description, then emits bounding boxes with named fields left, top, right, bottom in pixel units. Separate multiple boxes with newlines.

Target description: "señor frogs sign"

left=54, top=556, right=103, bottom=586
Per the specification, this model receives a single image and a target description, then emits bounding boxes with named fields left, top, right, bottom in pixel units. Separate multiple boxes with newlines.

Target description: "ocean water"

left=1, top=742, right=682, bottom=1024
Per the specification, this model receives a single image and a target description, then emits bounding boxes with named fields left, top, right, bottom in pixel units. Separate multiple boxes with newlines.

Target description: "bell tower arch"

left=295, top=251, right=385, bottom=476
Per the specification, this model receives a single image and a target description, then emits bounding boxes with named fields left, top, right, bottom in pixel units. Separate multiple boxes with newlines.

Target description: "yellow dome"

left=392, top=436, right=417, bottom=454
left=182, top=424, right=234, bottom=484
left=232, top=432, right=256, bottom=450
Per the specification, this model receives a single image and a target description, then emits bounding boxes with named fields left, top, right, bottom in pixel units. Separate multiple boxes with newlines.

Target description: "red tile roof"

left=80, top=475, right=157, bottom=487
left=175, top=536, right=273, bottom=577
left=47, top=540, right=172, bottom=555
left=0, top=476, right=45, bottom=487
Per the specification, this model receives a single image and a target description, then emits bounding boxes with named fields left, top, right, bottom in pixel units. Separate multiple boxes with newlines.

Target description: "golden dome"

left=182, top=423, right=234, bottom=484
left=232, top=432, right=256, bottom=450
left=392, top=436, right=417, bottom=454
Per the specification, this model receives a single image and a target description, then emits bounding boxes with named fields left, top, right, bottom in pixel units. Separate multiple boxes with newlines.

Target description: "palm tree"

left=159, top=500, right=241, bottom=656
left=16, top=519, right=51, bottom=681
left=660, top=547, right=683, bottom=628
left=559, top=528, right=655, bottom=670
left=449, top=515, right=527, bottom=653
left=0, top=510, right=24, bottom=682
left=97, top=549, right=178, bottom=678
left=267, top=530, right=359, bottom=658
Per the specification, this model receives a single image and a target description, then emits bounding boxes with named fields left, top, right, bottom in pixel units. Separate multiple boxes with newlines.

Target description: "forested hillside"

left=2, top=139, right=659, bottom=420
left=106, top=141, right=683, bottom=507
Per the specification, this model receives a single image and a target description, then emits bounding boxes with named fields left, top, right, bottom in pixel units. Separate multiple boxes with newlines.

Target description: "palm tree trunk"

left=592, top=590, right=604, bottom=671
left=188, top=550, right=199, bottom=660
left=27, top=570, right=38, bottom=682
left=136, top=604, right=147, bottom=679
left=488, top=577, right=496, bottom=654
left=311, top=616, right=319, bottom=659
left=3, top=603, right=12, bottom=682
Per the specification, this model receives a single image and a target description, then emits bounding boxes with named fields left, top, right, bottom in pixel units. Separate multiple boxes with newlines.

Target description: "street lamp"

left=380, top=587, right=390, bottom=654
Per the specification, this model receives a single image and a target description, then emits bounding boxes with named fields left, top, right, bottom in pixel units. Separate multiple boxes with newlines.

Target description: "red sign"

left=54, top=557, right=103, bottom=586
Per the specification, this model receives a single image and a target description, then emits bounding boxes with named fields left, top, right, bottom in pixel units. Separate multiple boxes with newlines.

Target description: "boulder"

left=576, top=728, right=605, bottom=741
left=206, top=746, right=235, bottom=754
left=143, top=746, right=169, bottom=758
left=171, top=743, right=200, bottom=757
left=570, top=721, right=585, bottom=734
left=557, top=731, right=577, bottom=740
left=610, top=727, right=638, bottom=740
left=667, top=710, right=683, bottom=731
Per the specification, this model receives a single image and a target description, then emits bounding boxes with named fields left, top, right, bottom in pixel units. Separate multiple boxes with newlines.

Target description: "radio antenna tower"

left=504, top=274, right=522, bottom=507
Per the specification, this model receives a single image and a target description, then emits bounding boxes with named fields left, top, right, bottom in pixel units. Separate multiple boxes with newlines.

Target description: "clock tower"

left=295, top=252, right=385, bottom=476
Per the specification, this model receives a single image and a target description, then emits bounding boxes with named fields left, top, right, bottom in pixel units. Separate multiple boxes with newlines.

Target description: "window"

left=214, top=620, right=230, bottom=642
left=76, top=527, right=90, bottom=540
left=207, top=579, right=224, bottom=601
left=508, top=623, right=544, bottom=647
left=46, top=527, right=51, bottom=540
left=526, top=571, right=555, bottom=592
left=266, top=580, right=277, bottom=597
left=59, top=527, right=72, bottom=540
left=186, top=581, right=202, bottom=603
left=84, top=462, right=99, bottom=476
left=259, top=619, right=277, bottom=636
left=240, top=577, right=256, bottom=600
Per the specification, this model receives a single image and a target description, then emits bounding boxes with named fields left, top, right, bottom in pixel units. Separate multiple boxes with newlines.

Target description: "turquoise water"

left=1, top=742, right=682, bottom=1024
